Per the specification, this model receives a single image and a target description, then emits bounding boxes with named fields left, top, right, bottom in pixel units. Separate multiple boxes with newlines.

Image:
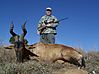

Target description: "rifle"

left=38, top=17, right=69, bottom=34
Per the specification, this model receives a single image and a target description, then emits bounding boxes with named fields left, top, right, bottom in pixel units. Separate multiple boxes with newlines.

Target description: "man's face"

left=46, top=11, right=52, bottom=16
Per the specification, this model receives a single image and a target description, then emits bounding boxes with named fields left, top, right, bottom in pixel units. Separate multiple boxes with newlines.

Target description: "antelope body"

left=29, top=42, right=85, bottom=68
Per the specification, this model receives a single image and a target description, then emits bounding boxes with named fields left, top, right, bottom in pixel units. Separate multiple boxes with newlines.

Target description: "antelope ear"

left=28, top=46, right=35, bottom=49
left=4, top=47, right=13, bottom=49
left=4, top=45, right=14, bottom=49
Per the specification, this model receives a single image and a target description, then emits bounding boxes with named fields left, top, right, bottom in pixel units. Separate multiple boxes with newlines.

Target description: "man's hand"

left=37, top=30, right=40, bottom=35
left=46, top=23, right=54, bottom=27
left=42, top=23, right=46, bottom=26
left=45, top=19, right=55, bottom=27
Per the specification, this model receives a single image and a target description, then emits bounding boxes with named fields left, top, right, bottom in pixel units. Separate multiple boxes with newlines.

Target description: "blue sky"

left=0, top=0, right=99, bottom=51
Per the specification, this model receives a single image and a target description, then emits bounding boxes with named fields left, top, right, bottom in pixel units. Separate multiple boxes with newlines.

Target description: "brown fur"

left=29, top=42, right=85, bottom=67
left=4, top=43, right=38, bottom=63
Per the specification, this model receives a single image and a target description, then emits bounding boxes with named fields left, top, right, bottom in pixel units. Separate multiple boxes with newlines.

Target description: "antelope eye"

left=28, top=46, right=35, bottom=49
left=32, top=47, right=36, bottom=49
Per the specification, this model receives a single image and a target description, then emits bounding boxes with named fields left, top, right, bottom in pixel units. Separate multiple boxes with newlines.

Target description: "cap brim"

left=46, top=9, right=52, bottom=11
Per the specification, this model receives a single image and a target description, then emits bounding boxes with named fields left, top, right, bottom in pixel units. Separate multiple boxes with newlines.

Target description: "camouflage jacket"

left=37, top=15, right=59, bottom=34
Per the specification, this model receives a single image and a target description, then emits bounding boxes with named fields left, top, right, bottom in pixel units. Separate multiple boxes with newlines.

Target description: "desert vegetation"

left=0, top=45, right=99, bottom=74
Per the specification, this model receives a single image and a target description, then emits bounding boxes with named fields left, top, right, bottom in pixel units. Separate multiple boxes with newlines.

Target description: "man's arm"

left=38, top=17, right=45, bottom=30
left=10, top=22, right=17, bottom=36
left=37, top=16, right=46, bottom=34
left=52, top=16, right=59, bottom=27
left=46, top=16, right=59, bottom=27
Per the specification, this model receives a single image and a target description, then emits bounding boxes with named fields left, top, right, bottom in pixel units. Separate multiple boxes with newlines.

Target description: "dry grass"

left=0, top=46, right=99, bottom=74
left=0, top=46, right=16, bottom=63
left=85, top=51, right=99, bottom=74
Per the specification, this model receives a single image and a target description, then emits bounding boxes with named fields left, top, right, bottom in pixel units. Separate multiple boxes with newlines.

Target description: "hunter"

left=37, top=7, right=59, bottom=44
